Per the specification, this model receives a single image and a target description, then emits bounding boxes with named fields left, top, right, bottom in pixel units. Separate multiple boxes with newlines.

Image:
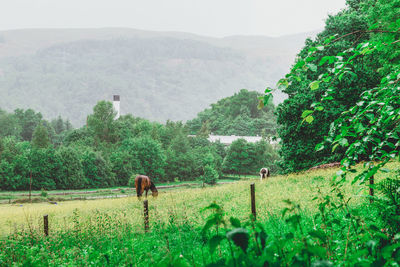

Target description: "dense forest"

left=186, top=89, right=277, bottom=137
left=0, top=97, right=279, bottom=191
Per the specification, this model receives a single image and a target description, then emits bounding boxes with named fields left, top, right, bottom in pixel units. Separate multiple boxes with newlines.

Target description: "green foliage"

left=376, top=177, right=400, bottom=235
left=14, top=109, right=43, bottom=141
left=87, top=101, right=117, bottom=144
left=187, top=89, right=277, bottom=137
left=110, top=150, right=140, bottom=186
left=55, top=146, right=86, bottom=189
left=256, top=0, right=400, bottom=264
left=63, top=127, right=93, bottom=147
left=275, top=1, right=381, bottom=172
left=127, top=174, right=139, bottom=188
left=200, top=193, right=400, bottom=266
left=31, top=123, right=51, bottom=149
left=222, top=139, right=279, bottom=175
left=1, top=91, right=279, bottom=189
left=165, top=133, right=196, bottom=181
left=222, top=139, right=254, bottom=175
left=0, top=109, right=21, bottom=138
left=29, top=148, right=59, bottom=190
left=201, top=162, right=219, bottom=185
left=277, top=0, right=400, bottom=186
left=80, top=148, right=115, bottom=188
left=120, top=137, right=165, bottom=181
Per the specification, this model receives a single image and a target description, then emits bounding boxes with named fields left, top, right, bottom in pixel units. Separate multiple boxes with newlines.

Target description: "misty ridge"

left=0, top=28, right=315, bottom=126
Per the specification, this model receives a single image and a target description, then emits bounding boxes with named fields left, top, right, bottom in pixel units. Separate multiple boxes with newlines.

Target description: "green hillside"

left=186, top=89, right=276, bottom=136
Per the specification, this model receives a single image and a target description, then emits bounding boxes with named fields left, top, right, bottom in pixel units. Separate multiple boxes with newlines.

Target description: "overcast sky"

left=0, top=0, right=347, bottom=37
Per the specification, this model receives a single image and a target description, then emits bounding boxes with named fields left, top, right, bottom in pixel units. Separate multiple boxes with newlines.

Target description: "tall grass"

left=0, top=162, right=398, bottom=265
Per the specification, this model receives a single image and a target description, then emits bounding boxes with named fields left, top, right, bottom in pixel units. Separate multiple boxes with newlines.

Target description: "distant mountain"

left=0, top=28, right=315, bottom=126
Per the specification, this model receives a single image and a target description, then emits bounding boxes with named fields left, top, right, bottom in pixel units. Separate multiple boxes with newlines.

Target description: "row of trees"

left=0, top=101, right=279, bottom=190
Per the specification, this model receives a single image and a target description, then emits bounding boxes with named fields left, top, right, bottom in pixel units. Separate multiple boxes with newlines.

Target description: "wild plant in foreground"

left=197, top=186, right=400, bottom=267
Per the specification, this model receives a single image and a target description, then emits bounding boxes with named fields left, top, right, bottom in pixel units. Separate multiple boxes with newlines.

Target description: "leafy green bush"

left=201, top=165, right=219, bottom=185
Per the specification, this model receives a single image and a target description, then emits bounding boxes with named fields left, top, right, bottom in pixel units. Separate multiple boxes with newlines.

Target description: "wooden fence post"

left=369, top=175, right=374, bottom=203
left=250, top=183, right=256, bottom=220
left=143, top=199, right=149, bottom=232
left=44, top=215, right=49, bottom=236
left=29, top=171, right=32, bottom=203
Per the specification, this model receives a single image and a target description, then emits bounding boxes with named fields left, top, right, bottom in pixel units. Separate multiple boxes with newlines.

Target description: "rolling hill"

left=0, top=28, right=314, bottom=126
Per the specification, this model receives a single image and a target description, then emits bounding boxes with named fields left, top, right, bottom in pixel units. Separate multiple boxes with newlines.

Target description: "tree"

left=186, top=89, right=276, bottom=137
left=273, top=1, right=381, bottom=172
left=266, top=0, right=399, bottom=181
left=0, top=110, right=20, bottom=138
left=114, top=114, right=140, bottom=141
left=29, top=148, right=58, bottom=190
left=253, top=140, right=280, bottom=173
left=0, top=138, right=31, bottom=190
left=199, top=152, right=219, bottom=185
left=55, top=146, right=86, bottom=189
left=63, top=127, right=94, bottom=148
left=159, top=120, right=186, bottom=149
left=165, top=133, right=196, bottom=181
left=222, top=139, right=256, bottom=175
left=87, top=101, right=117, bottom=144
left=110, top=150, right=142, bottom=186
left=51, top=115, right=67, bottom=134
left=14, top=109, right=42, bottom=141
left=120, top=137, right=165, bottom=181
left=197, top=120, right=211, bottom=138
left=32, top=123, right=51, bottom=148
left=80, top=148, right=115, bottom=188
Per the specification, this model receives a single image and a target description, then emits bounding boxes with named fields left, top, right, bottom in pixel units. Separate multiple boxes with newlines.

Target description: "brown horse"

left=135, top=175, right=158, bottom=198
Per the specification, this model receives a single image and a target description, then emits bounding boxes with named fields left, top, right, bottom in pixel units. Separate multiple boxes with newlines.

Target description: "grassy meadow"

left=0, top=162, right=398, bottom=266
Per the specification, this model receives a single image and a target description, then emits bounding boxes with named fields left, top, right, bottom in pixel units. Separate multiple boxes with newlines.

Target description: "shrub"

left=201, top=165, right=219, bottom=185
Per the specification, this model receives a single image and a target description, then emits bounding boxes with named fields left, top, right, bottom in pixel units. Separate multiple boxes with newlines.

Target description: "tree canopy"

left=270, top=0, right=399, bottom=173
left=186, top=89, right=277, bottom=137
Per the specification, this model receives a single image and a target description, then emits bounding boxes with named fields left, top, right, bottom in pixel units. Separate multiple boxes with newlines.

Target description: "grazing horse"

left=135, top=175, right=158, bottom=198
left=259, top=168, right=270, bottom=181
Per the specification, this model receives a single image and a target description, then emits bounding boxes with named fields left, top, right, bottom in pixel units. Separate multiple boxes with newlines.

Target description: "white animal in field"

left=259, top=168, right=270, bottom=181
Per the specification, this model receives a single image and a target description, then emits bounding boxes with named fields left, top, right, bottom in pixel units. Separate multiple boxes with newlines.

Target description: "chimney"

left=113, top=95, right=120, bottom=119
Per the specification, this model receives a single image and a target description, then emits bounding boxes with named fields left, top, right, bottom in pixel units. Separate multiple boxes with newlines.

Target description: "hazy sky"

left=1, top=0, right=347, bottom=37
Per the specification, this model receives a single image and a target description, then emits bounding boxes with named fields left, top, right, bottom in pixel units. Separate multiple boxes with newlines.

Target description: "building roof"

left=188, top=134, right=279, bottom=146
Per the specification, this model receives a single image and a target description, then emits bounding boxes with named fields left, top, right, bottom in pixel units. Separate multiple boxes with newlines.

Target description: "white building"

left=189, top=134, right=280, bottom=146
left=113, top=95, right=120, bottom=119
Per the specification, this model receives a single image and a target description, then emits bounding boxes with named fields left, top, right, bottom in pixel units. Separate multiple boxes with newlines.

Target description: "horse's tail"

left=267, top=168, right=270, bottom=177
left=136, top=176, right=142, bottom=197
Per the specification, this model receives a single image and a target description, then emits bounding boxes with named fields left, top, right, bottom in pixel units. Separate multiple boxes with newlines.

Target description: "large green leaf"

left=209, top=235, right=225, bottom=254
left=310, top=81, right=320, bottom=90
left=229, top=217, right=241, bottom=228
left=226, top=228, right=249, bottom=252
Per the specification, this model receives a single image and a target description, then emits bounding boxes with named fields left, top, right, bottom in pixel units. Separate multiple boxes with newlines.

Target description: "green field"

left=1, top=163, right=397, bottom=266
